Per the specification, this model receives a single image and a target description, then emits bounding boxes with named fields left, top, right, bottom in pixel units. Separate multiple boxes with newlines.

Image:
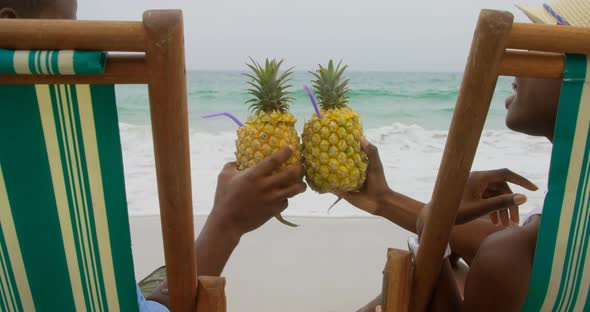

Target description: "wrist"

left=204, top=210, right=243, bottom=246
left=375, top=188, right=396, bottom=216
left=195, top=209, right=243, bottom=277
left=377, top=189, right=425, bottom=234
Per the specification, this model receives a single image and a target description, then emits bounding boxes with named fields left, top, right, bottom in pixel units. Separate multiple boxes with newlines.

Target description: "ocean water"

left=117, top=71, right=551, bottom=218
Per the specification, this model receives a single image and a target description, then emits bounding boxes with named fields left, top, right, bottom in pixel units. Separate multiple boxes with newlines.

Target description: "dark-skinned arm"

left=460, top=217, right=539, bottom=311
left=344, top=140, right=537, bottom=311
left=340, top=140, right=536, bottom=236
left=146, top=146, right=307, bottom=307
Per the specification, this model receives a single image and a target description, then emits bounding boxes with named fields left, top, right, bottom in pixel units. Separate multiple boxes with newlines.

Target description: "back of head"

left=0, top=0, right=76, bottom=19
left=506, top=1, right=589, bottom=139
left=0, top=0, right=46, bottom=18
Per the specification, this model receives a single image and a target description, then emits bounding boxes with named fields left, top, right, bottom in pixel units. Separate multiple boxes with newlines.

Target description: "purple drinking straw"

left=201, top=112, right=245, bottom=127
left=303, top=84, right=321, bottom=119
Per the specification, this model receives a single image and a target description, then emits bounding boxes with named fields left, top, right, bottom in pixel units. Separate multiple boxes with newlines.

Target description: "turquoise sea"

left=116, top=72, right=551, bottom=218
left=116, top=71, right=513, bottom=131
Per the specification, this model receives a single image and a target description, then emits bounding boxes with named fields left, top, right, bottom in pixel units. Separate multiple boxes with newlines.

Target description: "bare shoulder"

left=462, top=218, right=540, bottom=312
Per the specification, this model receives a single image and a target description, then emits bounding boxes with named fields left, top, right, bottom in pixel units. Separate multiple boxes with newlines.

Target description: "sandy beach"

left=130, top=215, right=412, bottom=311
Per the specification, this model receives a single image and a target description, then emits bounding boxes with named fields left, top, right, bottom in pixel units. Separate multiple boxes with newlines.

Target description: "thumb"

left=332, top=190, right=356, bottom=202
left=219, top=162, right=239, bottom=178
left=250, top=146, right=293, bottom=176
left=361, top=138, right=384, bottom=176
left=222, top=161, right=238, bottom=172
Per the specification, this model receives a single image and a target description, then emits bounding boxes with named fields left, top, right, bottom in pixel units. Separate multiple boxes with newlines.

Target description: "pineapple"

left=236, top=58, right=301, bottom=226
left=302, top=60, right=367, bottom=193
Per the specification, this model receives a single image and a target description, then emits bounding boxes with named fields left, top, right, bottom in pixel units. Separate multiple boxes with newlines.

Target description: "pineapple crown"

left=310, top=60, right=351, bottom=109
left=244, top=58, right=294, bottom=114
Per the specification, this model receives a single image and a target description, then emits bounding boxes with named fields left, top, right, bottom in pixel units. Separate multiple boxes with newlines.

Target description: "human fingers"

left=271, top=199, right=289, bottom=215
left=361, top=138, right=384, bottom=178
left=332, top=190, right=362, bottom=205
left=489, top=211, right=499, bottom=224
left=249, top=146, right=293, bottom=176
left=468, top=193, right=526, bottom=220
left=219, top=162, right=239, bottom=178
left=499, top=183, right=520, bottom=225
left=269, top=163, right=305, bottom=187
left=498, top=208, right=510, bottom=226
left=509, top=206, right=520, bottom=225
left=275, top=182, right=308, bottom=199
left=496, top=168, right=539, bottom=191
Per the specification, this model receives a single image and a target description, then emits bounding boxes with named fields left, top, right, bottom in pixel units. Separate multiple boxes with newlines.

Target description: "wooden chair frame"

left=0, top=10, right=225, bottom=312
left=3, top=7, right=589, bottom=312
left=382, top=9, right=590, bottom=312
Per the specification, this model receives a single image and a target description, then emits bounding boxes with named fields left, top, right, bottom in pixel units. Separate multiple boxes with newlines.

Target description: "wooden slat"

left=0, top=19, right=146, bottom=52
left=383, top=249, right=412, bottom=312
left=411, top=10, right=514, bottom=312
left=0, top=54, right=147, bottom=84
left=508, top=23, right=590, bottom=54
left=499, top=50, right=564, bottom=79
left=144, top=10, right=198, bottom=312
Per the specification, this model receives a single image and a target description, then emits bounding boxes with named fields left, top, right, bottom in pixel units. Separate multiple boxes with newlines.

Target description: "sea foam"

left=120, top=122, right=551, bottom=219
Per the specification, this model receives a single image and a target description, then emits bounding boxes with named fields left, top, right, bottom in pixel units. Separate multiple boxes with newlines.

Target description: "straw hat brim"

left=515, top=1, right=590, bottom=27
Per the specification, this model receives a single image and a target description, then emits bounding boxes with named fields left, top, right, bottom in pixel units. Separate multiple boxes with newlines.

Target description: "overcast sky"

left=78, top=0, right=542, bottom=71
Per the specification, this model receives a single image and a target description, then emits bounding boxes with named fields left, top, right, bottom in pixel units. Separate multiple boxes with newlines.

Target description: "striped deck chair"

left=0, top=11, right=226, bottom=312
left=380, top=9, right=590, bottom=312
left=0, top=49, right=139, bottom=311
left=522, top=54, right=590, bottom=311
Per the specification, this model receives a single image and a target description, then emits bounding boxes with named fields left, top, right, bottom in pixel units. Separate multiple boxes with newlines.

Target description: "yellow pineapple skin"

left=302, top=107, right=368, bottom=193
left=236, top=111, right=301, bottom=171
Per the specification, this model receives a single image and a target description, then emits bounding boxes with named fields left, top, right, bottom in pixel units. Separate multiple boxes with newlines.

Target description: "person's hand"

left=456, top=168, right=538, bottom=226
left=417, top=169, right=538, bottom=236
left=334, top=138, right=392, bottom=215
left=208, top=146, right=307, bottom=238
left=356, top=294, right=382, bottom=312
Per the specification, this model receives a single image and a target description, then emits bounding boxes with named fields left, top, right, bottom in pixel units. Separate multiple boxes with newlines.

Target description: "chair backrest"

left=0, top=11, right=212, bottom=312
left=0, top=50, right=138, bottom=311
left=523, top=54, right=590, bottom=311
left=382, top=9, right=590, bottom=312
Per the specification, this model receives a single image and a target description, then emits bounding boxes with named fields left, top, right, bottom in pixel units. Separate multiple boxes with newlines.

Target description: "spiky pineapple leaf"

left=309, top=59, right=351, bottom=110
left=244, top=58, right=294, bottom=114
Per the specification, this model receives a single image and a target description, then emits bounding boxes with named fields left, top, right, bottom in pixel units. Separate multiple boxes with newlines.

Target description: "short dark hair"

left=0, top=0, right=47, bottom=17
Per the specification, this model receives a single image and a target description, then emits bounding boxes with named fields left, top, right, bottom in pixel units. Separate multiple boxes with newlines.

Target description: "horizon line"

left=186, top=69, right=464, bottom=73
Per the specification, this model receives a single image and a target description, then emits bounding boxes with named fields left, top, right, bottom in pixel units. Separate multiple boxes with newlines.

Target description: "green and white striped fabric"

left=523, top=54, right=590, bottom=312
left=0, top=49, right=106, bottom=75
left=0, top=50, right=138, bottom=311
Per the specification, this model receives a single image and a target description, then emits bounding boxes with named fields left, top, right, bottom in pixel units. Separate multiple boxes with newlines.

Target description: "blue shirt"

left=136, top=284, right=170, bottom=312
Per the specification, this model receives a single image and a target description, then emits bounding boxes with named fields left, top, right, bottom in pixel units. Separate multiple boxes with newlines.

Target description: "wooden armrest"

left=382, top=248, right=413, bottom=312
left=196, top=276, right=227, bottom=312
